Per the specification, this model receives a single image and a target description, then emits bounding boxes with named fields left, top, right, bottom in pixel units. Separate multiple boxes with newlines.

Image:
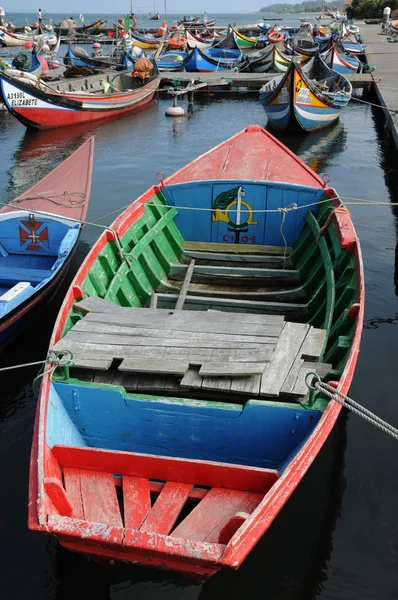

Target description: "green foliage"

left=347, top=0, right=398, bottom=18
left=260, top=0, right=344, bottom=14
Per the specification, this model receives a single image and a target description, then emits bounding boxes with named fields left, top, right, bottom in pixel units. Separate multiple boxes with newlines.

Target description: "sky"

left=1, top=2, right=268, bottom=14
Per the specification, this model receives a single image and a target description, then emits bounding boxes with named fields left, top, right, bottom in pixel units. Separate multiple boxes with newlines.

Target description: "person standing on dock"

left=38, top=8, right=42, bottom=24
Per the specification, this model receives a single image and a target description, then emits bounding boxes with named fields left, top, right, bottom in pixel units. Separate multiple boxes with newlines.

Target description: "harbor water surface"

left=0, top=32, right=398, bottom=600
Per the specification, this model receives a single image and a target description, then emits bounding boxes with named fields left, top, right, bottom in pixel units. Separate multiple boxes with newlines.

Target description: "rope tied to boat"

left=11, top=191, right=87, bottom=209
left=306, top=372, right=398, bottom=440
left=316, top=205, right=350, bottom=243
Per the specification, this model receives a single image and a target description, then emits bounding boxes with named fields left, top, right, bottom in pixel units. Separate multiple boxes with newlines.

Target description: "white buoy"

left=165, top=105, right=185, bottom=117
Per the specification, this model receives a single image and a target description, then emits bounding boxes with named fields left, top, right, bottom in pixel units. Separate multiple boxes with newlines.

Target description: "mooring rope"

left=350, top=95, right=398, bottom=115
left=306, top=373, right=398, bottom=440
left=0, top=350, right=74, bottom=390
left=10, top=191, right=87, bottom=208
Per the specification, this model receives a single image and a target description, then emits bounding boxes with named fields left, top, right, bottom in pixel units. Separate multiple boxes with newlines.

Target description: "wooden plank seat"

left=53, top=297, right=331, bottom=401
left=48, top=445, right=278, bottom=544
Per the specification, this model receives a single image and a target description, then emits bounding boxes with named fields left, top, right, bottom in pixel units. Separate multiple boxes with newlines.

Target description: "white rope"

left=307, top=373, right=398, bottom=440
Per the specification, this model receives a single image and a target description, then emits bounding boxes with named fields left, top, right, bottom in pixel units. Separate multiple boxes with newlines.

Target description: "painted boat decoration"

left=185, top=30, right=242, bottom=72
left=131, top=32, right=170, bottom=49
left=28, top=125, right=364, bottom=579
left=321, top=42, right=366, bottom=74
left=0, top=137, right=93, bottom=349
left=259, top=54, right=352, bottom=132
left=0, top=62, right=160, bottom=130
left=63, top=46, right=135, bottom=71
left=230, top=25, right=258, bottom=48
left=186, top=29, right=215, bottom=50
left=240, top=43, right=296, bottom=73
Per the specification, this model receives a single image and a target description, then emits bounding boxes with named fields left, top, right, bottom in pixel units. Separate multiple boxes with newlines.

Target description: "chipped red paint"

left=28, top=126, right=364, bottom=578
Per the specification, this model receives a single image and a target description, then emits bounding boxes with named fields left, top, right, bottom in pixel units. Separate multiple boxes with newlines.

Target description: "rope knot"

left=46, top=349, right=74, bottom=368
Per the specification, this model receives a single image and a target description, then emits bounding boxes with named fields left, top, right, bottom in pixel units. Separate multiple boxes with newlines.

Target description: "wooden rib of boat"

left=0, top=62, right=160, bottom=130
left=0, top=138, right=93, bottom=349
left=259, top=54, right=352, bottom=132
left=186, top=29, right=215, bottom=50
left=29, top=125, right=363, bottom=579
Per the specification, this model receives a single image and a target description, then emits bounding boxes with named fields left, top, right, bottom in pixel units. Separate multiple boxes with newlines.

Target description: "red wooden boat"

left=0, top=64, right=160, bottom=130
left=0, top=137, right=94, bottom=349
left=28, top=126, right=364, bottom=579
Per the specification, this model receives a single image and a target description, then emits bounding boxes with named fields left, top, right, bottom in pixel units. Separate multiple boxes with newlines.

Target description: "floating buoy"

left=24, top=40, right=33, bottom=50
left=165, top=105, right=185, bottom=117
left=92, top=41, right=101, bottom=49
left=38, top=55, right=48, bottom=72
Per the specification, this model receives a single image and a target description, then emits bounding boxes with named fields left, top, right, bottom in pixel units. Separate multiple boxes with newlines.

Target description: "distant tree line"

left=259, top=0, right=344, bottom=13
left=347, top=0, right=398, bottom=18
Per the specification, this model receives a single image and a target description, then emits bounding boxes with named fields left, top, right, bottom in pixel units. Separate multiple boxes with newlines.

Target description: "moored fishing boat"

left=0, top=49, right=43, bottom=78
left=29, top=125, right=363, bottom=579
left=240, top=43, right=296, bottom=73
left=185, top=29, right=242, bottom=72
left=0, top=26, right=47, bottom=47
left=0, top=61, right=160, bottom=129
left=230, top=25, right=258, bottom=48
left=63, top=46, right=135, bottom=71
left=131, top=31, right=170, bottom=49
left=186, top=28, right=215, bottom=50
left=0, top=137, right=93, bottom=349
left=259, top=54, right=352, bottom=132
left=152, top=50, right=188, bottom=71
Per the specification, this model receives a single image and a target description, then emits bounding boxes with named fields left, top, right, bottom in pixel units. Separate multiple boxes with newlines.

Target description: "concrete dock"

left=361, top=25, right=398, bottom=146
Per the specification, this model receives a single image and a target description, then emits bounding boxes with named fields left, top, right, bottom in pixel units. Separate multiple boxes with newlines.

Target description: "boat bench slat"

left=182, top=241, right=292, bottom=255
left=181, top=250, right=293, bottom=267
left=171, top=488, right=262, bottom=543
left=0, top=266, right=53, bottom=285
left=74, top=296, right=285, bottom=326
left=169, top=263, right=300, bottom=280
left=63, top=468, right=84, bottom=520
left=123, top=476, right=151, bottom=529
left=156, top=293, right=307, bottom=313
left=78, top=469, right=123, bottom=526
left=140, top=482, right=193, bottom=535
left=52, top=445, right=279, bottom=493
left=175, top=259, right=195, bottom=310
left=199, top=362, right=265, bottom=377
left=73, top=320, right=277, bottom=345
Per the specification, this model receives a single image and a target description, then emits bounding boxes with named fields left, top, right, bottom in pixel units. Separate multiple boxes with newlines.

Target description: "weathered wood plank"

left=79, top=470, right=122, bottom=526
left=74, top=320, right=277, bottom=345
left=63, top=468, right=84, bottom=520
left=169, top=263, right=299, bottom=280
left=229, top=374, right=262, bottom=395
left=179, top=367, right=204, bottom=389
left=65, top=330, right=268, bottom=351
left=69, top=355, right=113, bottom=371
left=53, top=340, right=274, bottom=364
left=200, top=375, right=232, bottom=392
left=182, top=241, right=292, bottom=255
left=260, top=322, right=310, bottom=397
left=292, top=362, right=332, bottom=397
left=123, top=476, right=151, bottom=529
left=182, top=250, right=293, bottom=266
left=300, top=327, right=327, bottom=360
left=157, top=293, right=306, bottom=314
left=280, top=357, right=304, bottom=395
left=119, top=359, right=189, bottom=376
left=149, top=292, right=158, bottom=309
left=199, top=362, right=266, bottom=377
left=140, top=482, right=192, bottom=535
left=175, top=259, right=195, bottom=310
left=171, top=488, right=263, bottom=543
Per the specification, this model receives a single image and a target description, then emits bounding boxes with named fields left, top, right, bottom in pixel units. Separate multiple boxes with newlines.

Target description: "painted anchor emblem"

left=212, top=186, right=258, bottom=229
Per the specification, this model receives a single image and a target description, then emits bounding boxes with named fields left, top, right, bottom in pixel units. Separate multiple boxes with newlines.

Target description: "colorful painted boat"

left=230, top=25, right=258, bottom=48
left=241, top=43, right=296, bottom=73
left=0, top=26, right=46, bottom=47
left=131, top=32, right=170, bottom=49
left=54, top=19, right=107, bottom=36
left=185, top=30, right=242, bottom=72
left=259, top=54, right=352, bottom=132
left=322, top=43, right=359, bottom=74
left=63, top=46, right=135, bottom=71
left=186, top=29, right=215, bottom=50
left=28, top=125, right=363, bottom=579
left=0, top=137, right=93, bottom=349
left=0, top=63, right=160, bottom=130
left=151, top=50, right=188, bottom=71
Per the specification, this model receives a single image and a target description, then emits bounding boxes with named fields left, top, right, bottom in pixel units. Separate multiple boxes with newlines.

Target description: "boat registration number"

left=296, top=89, right=312, bottom=105
left=6, top=92, right=38, bottom=107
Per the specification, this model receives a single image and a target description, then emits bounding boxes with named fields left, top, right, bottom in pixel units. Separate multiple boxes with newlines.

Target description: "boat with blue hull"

left=0, top=138, right=94, bottom=350
left=0, top=50, right=42, bottom=78
left=185, top=28, right=242, bottom=72
left=259, top=54, right=352, bottom=132
left=63, top=46, right=134, bottom=71
left=29, top=125, right=364, bottom=580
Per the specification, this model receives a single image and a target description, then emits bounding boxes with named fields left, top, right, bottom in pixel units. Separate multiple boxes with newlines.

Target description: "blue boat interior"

left=47, top=381, right=322, bottom=474
left=0, top=214, right=80, bottom=318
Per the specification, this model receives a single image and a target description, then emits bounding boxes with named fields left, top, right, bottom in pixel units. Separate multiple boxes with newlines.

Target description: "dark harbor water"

left=0, top=85, right=397, bottom=599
